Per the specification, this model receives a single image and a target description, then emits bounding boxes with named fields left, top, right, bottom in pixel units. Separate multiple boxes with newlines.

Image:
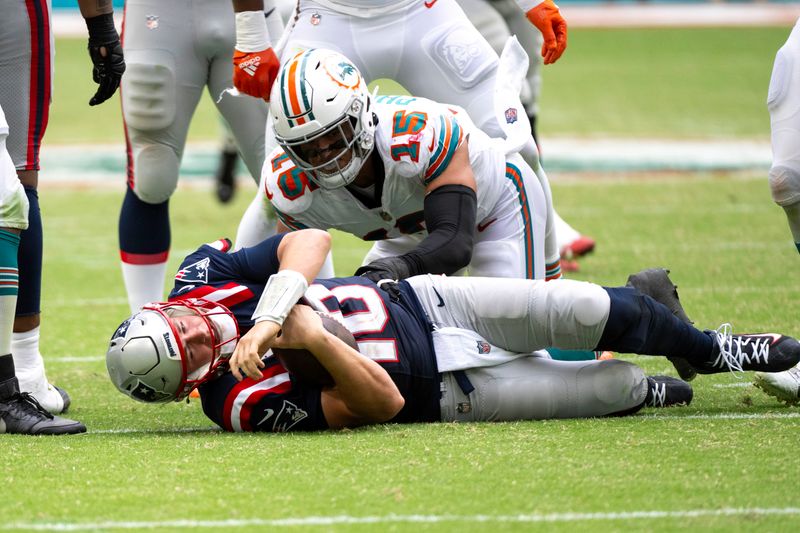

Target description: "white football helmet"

left=106, top=299, right=240, bottom=403
left=270, top=48, right=377, bottom=189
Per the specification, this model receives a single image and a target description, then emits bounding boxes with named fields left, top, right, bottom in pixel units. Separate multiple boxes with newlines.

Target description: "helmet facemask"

left=271, top=48, right=377, bottom=190
left=106, top=299, right=240, bottom=403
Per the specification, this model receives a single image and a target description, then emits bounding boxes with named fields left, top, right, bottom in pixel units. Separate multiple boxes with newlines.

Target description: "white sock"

left=121, top=261, right=168, bottom=313
left=553, top=210, right=581, bottom=251
left=11, top=326, right=46, bottom=388
left=0, top=294, right=15, bottom=359
left=317, top=251, right=336, bottom=278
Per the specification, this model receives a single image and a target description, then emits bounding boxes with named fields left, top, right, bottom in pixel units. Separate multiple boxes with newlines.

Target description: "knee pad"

left=130, top=144, right=180, bottom=204
left=769, top=163, right=800, bottom=207
left=0, top=176, right=28, bottom=230
left=422, top=21, right=497, bottom=90
left=572, top=283, right=611, bottom=329
left=578, top=359, right=646, bottom=409
left=121, top=51, right=177, bottom=131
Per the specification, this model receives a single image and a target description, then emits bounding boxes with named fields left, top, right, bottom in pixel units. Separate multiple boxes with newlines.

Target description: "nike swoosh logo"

left=432, top=287, right=445, bottom=307
left=428, top=136, right=435, bottom=152
left=424, top=0, right=438, bottom=8
left=256, top=409, right=275, bottom=427
left=477, top=218, right=497, bottom=232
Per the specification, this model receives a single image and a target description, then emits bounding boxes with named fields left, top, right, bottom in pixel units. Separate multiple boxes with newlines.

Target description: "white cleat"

left=754, top=364, right=800, bottom=405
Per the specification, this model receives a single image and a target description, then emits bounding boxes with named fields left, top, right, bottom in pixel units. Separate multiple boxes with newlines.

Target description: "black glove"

left=85, top=13, right=125, bottom=106
left=354, top=257, right=413, bottom=284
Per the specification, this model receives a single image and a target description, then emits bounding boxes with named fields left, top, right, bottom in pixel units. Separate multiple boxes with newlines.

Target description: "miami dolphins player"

left=265, top=48, right=560, bottom=282
left=105, top=229, right=800, bottom=432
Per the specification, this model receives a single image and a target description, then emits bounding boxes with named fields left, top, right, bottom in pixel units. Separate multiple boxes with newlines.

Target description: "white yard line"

left=4, top=507, right=800, bottom=530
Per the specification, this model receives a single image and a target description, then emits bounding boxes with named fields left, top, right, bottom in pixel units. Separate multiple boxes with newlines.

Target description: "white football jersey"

left=265, top=95, right=507, bottom=241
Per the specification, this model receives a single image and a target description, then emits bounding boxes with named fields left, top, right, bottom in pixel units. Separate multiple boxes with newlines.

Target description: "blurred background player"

left=458, top=0, right=595, bottom=271
left=0, top=0, right=123, bottom=424
left=118, top=0, right=278, bottom=314
left=753, top=17, right=800, bottom=405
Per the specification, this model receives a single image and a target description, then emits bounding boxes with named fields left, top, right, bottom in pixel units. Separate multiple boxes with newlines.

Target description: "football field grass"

left=3, top=174, right=799, bottom=532
left=4, top=25, right=799, bottom=531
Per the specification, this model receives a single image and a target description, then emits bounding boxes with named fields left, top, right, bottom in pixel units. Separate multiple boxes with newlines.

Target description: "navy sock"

left=119, top=187, right=170, bottom=255
left=597, top=287, right=714, bottom=362
left=16, top=187, right=42, bottom=316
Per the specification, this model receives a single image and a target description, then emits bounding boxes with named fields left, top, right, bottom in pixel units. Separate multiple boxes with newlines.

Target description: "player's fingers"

left=243, top=354, right=263, bottom=381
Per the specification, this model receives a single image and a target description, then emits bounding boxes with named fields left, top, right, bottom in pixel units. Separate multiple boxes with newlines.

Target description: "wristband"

left=235, top=11, right=271, bottom=53
left=85, top=12, right=117, bottom=44
left=516, top=0, right=545, bottom=12
left=252, top=270, right=308, bottom=325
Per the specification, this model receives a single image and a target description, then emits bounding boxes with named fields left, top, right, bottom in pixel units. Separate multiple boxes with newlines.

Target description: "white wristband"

left=252, top=270, right=308, bottom=326
left=235, top=11, right=271, bottom=53
left=517, top=0, right=545, bottom=13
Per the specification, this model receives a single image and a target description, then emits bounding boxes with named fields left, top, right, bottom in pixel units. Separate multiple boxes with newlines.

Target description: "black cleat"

left=626, top=268, right=697, bottom=381
left=214, top=148, right=238, bottom=204
left=0, top=392, right=86, bottom=435
left=692, top=324, right=800, bottom=375
left=644, top=375, right=693, bottom=408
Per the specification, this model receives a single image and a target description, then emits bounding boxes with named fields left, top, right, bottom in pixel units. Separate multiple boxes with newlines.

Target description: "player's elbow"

left=369, top=389, right=405, bottom=423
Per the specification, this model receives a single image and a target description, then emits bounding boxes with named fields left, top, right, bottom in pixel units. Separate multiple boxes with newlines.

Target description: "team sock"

left=597, top=287, right=714, bottom=363
left=119, top=188, right=170, bottom=312
left=0, top=229, right=20, bottom=382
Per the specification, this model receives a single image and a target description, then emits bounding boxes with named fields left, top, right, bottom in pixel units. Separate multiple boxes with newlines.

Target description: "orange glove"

left=525, top=0, right=568, bottom=65
left=232, top=47, right=280, bottom=101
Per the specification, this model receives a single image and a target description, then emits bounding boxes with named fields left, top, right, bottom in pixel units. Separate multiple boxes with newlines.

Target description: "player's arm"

left=77, top=0, right=125, bottom=106
left=232, top=0, right=281, bottom=100
left=517, top=0, right=567, bottom=65
left=275, top=306, right=404, bottom=428
left=357, top=142, right=478, bottom=281
left=230, top=229, right=332, bottom=381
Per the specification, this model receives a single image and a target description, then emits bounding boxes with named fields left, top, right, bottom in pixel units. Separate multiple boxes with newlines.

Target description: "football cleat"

left=692, top=324, right=800, bottom=375
left=644, top=375, right=693, bottom=408
left=16, top=366, right=70, bottom=415
left=753, top=364, right=800, bottom=405
left=560, top=235, right=595, bottom=260
left=625, top=268, right=697, bottom=381
left=0, top=379, right=86, bottom=435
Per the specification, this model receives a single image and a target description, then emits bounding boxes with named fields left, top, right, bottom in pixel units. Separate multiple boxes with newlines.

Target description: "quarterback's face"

left=172, top=314, right=214, bottom=374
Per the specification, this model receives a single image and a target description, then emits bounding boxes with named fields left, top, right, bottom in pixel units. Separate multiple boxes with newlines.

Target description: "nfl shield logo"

left=145, top=15, right=159, bottom=30
left=476, top=341, right=491, bottom=354
left=504, top=107, right=518, bottom=124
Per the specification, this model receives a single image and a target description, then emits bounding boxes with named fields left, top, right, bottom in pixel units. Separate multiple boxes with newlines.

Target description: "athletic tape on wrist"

left=517, top=0, right=545, bottom=13
left=235, top=11, right=271, bottom=53
left=252, top=270, right=307, bottom=326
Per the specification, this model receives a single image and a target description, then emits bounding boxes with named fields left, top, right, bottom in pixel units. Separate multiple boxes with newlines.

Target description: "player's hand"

left=232, top=48, right=280, bottom=100
left=84, top=13, right=125, bottom=106
left=525, top=0, right=568, bottom=65
left=272, top=306, right=326, bottom=351
left=230, top=320, right=280, bottom=381
left=355, top=257, right=412, bottom=284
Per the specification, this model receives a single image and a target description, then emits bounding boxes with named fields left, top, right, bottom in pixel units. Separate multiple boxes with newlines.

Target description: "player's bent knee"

left=131, top=144, right=180, bottom=204
left=0, top=178, right=29, bottom=230
left=571, top=283, right=611, bottom=328
left=769, top=164, right=800, bottom=207
left=121, top=53, right=177, bottom=132
left=425, top=23, right=496, bottom=90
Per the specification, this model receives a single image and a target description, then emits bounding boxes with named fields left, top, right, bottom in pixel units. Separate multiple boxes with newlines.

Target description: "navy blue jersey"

left=171, top=236, right=441, bottom=432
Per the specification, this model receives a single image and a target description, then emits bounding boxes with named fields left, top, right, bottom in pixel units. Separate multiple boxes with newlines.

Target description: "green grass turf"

left=48, top=26, right=789, bottom=144
left=3, top=175, right=799, bottom=531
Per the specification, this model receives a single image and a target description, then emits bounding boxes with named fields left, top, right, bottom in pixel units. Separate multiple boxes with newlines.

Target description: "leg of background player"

left=215, top=120, right=239, bottom=204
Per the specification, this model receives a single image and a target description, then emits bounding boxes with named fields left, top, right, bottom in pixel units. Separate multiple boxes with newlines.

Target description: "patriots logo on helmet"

left=111, top=319, right=131, bottom=341
left=504, top=107, right=518, bottom=124
left=130, top=380, right=172, bottom=403
left=477, top=341, right=491, bottom=354
left=175, top=258, right=210, bottom=283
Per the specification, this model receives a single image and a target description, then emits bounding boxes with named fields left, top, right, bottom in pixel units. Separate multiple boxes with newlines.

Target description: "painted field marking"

left=4, top=507, right=800, bottom=530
